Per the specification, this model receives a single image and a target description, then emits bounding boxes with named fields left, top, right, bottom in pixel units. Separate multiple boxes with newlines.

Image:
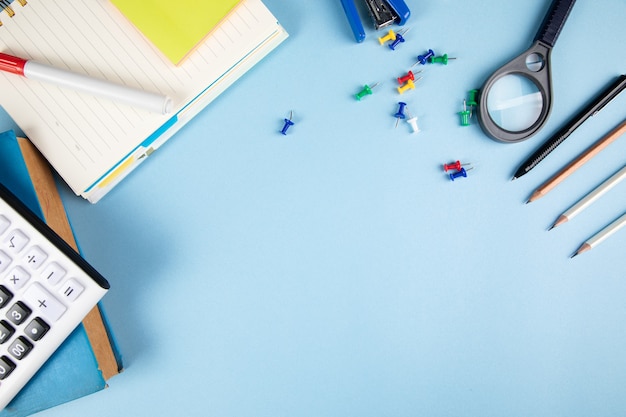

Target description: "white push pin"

left=406, top=109, right=420, bottom=133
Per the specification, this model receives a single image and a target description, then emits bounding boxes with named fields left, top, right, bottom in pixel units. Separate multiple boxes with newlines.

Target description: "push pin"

left=280, top=111, right=295, bottom=135
left=467, top=89, right=479, bottom=117
left=458, top=99, right=471, bottom=126
left=394, top=102, right=407, bottom=127
left=449, top=167, right=473, bottom=181
left=443, top=160, right=472, bottom=172
left=405, top=109, right=420, bottom=134
left=414, top=49, right=435, bottom=66
left=429, top=54, right=457, bottom=65
left=397, top=70, right=420, bottom=85
left=397, top=76, right=421, bottom=94
left=378, top=29, right=397, bottom=45
left=389, top=33, right=406, bottom=50
left=388, top=29, right=410, bottom=50
left=397, top=79, right=414, bottom=94
left=355, top=82, right=379, bottom=101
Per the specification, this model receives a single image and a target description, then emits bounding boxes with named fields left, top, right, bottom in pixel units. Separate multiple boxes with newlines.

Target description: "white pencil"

left=571, top=212, right=626, bottom=257
left=550, top=164, right=626, bottom=230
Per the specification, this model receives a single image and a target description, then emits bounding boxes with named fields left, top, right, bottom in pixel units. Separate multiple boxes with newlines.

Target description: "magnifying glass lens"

left=486, top=74, right=543, bottom=132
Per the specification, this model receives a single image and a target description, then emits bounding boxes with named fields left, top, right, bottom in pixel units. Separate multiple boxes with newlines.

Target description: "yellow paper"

left=110, top=0, right=242, bottom=65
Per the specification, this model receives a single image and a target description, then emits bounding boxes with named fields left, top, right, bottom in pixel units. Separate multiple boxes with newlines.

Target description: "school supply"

left=0, top=52, right=172, bottom=114
left=478, top=0, right=577, bottom=143
left=0, top=139, right=110, bottom=410
left=526, top=119, right=626, bottom=202
left=571, top=212, right=626, bottom=257
left=340, top=0, right=411, bottom=42
left=0, top=0, right=288, bottom=203
left=513, top=75, right=626, bottom=179
left=550, top=165, right=626, bottom=230
left=109, top=0, right=242, bottom=65
left=0, top=131, right=121, bottom=417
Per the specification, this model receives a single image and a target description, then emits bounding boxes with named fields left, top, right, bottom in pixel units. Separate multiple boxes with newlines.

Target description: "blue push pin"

left=415, top=49, right=435, bottom=66
left=449, top=167, right=473, bottom=181
left=280, top=111, right=294, bottom=135
left=389, top=33, right=406, bottom=50
left=394, top=102, right=407, bottom=127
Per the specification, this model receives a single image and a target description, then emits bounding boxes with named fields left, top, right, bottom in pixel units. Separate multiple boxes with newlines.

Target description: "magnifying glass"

left=477, top=0, right=577, bottom=143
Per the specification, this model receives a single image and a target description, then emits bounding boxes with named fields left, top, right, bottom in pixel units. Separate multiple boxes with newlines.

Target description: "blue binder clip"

left=340, top=0, right=411, bottom=43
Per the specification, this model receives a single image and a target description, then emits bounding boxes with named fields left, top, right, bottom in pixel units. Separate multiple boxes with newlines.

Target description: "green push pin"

left=429, top=53, right=457, bottom=65
left=458, top=99, right=471, bottom=126
left=467, top=89, right=479, bottom=117
left=355, top=82, right=379, bottom=101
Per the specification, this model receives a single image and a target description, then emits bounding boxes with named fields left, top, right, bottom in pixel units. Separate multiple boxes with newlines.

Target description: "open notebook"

left=0, top=0, right=287, bottom=202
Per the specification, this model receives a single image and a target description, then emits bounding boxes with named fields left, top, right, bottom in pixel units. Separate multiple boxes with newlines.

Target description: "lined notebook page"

left=0, top=0, right=282, bottom=195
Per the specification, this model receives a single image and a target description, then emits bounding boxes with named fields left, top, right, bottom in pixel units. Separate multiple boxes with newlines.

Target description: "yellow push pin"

left=397, top=76, right=421, bottom=94
left=378, top=29, right=396, bottom=45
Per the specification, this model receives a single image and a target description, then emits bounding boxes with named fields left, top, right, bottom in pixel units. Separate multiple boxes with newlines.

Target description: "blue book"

left=0, top=130, right=121, bottom=416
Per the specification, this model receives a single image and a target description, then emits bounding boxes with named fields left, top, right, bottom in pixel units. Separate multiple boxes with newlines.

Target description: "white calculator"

left=0, top=182, right=109, bottom=410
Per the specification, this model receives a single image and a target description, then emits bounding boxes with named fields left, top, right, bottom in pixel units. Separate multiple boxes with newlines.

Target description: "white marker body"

left=24, top=60, right=172, bottom=114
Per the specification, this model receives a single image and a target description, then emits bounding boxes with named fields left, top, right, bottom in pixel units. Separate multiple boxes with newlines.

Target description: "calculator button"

left=0, top=216, right=9, bottom=235
left=0, top=250, right=10, bottom=274
left=24, top=318, right=49, bottom=342
left=8, top=336, right=33, bottom=361
left=59, top=279, right=84, bottom=302
left=2, top=230, right=29, bottom=253
left=23, top=283, right=66, bottom=322
left=23, top=246, right=48, bottom=270
left=0, top=285, right=13, bottom=309
left=6, top=302, right=31, bottom=326
left=4, top=266, right=31, bottom=291
left=0, top=356, right=15, bottom=380
left=0, top=320, right=15, bottom=344
left=40, top=262, right=66, bottom=286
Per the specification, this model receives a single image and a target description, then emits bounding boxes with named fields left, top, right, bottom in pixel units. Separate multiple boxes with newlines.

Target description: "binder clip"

left=340, top=0, right=411, bottom=43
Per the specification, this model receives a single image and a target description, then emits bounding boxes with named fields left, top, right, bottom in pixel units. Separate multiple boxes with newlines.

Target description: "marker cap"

left=0, top=52, right=27, bottom=76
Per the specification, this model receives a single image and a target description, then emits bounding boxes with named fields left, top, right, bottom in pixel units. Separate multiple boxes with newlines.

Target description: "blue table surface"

left=2, top=1, right=626, bottom=416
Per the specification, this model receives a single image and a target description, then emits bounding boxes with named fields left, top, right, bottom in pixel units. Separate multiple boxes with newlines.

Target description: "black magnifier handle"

left=534, top=0, right=577, bottom=47
left=477, top=0, right=577, bottom=143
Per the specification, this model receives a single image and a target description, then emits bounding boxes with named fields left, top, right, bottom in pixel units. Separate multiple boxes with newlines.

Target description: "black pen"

left=512, top=74, right=626, bottom=180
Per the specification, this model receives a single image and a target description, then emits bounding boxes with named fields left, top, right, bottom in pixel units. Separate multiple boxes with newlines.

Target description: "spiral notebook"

left=0, top=0, right=287, bottom=203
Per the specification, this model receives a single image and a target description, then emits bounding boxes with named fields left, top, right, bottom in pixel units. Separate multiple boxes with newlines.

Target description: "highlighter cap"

left=0, top=52, right=27, bottom=76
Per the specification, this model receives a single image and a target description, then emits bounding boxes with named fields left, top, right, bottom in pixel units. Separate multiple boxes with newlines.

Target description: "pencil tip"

left=551, top=215, right=567, bottom=230
left=573, top=243, right=592, bottom=257
left=526, top=191, right=541, bottom=204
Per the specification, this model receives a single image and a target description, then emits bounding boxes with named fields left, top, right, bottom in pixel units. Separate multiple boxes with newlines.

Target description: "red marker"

left=0, top=52, right=172, bottom=114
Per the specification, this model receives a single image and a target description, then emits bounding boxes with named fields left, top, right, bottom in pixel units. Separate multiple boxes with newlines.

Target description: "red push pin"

left=397, top=70, right=421, bottom=85
left=443, top=160, right=472, bottom=172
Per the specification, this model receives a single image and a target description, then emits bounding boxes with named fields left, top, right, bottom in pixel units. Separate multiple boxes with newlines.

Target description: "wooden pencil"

left=527, top=119, right=626, bottom=203
left=571, top=212, right=626, bottom=257
left=550, top=164, right=626, bottom=230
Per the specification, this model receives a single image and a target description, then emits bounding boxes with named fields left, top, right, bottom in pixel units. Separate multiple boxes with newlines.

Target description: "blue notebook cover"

left=0, top=130, right=110, bottom=416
